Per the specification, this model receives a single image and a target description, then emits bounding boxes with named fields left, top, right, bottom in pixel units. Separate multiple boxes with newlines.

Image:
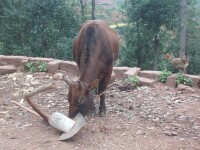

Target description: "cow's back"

left=73, top=20, right=119, bottom=69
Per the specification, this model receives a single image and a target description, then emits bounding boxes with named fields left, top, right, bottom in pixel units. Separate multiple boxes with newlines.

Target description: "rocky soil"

left=0, top=72, right=200, bottom=150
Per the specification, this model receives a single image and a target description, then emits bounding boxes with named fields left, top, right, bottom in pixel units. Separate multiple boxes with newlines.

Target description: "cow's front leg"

left=88, top=106, right=96, bottom=117
left=99, top=93, right=106, bottom=117
left=87, top=95, right=96, bottom=117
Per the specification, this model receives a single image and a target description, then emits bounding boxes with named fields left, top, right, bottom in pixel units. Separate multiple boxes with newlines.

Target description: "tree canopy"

left=0, top=0, right=80, bottom=60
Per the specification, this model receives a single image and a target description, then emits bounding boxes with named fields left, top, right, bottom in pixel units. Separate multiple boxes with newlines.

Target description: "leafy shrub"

left=175, top=73, right=193, bottom=86
left=125, top=75, right=140, bottom=86
left=158, top=70, right=172, bottom=83
left=25, top=61, right=47, bottom=73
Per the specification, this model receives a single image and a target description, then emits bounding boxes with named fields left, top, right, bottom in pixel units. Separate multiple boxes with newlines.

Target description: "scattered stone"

left=25, top=74, right=34, bottom=80
left=128, top=106, right=134, bottom=110
left=32, top=72, right=47, bottom=77
left=184, top=87, right=195, bottom=94
left=118, top=81, right=137, bottom=91
left=164, top=130, right=178, bottom=136
left=175, top=84, right=195, bottom=94
left=53, top=73, right=63, bottom=80
left=10, top=136, right=17, bottom=139
left=177, top=84, right=188, bottom=91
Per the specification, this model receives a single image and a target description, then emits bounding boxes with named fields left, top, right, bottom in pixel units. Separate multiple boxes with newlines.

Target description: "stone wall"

left=0, top=55, right=199, bottom=89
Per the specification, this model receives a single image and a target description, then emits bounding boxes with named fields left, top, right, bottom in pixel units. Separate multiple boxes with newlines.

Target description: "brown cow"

left=64, top=20, right=119, bottom=118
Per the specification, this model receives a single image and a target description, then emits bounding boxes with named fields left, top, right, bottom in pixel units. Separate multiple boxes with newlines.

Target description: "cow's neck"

left=79, top=57, right=98, bottom=85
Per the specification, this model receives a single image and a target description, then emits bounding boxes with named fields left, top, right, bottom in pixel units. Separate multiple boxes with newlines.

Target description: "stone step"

left=0, top=65, right=17, bottom=75
left=138, top=76, right=156, bottom=87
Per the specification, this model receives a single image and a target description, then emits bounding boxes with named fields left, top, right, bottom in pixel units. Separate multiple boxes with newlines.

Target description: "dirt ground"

left=0, top=71, right=200, bottom=150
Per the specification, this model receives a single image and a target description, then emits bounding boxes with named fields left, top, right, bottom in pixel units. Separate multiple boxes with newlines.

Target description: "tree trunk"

left=136, top=19, right=141, bottom=67
left=153, top=34, right=159, bottom=71
left=41, top=22, right=48, bottom=57
left=91, top=0, right=95, bottom=20
left=80, top=0, right=85, bottom=18
left=179, top=0, right=187, bottom=58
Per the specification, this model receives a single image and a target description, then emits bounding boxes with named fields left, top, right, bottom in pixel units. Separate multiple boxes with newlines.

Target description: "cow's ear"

left=88, top=79, right=99, bottom=91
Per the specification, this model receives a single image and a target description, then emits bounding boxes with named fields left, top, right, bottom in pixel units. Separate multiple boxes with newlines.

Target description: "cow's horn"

left=62, top=75, right=72, bottom=86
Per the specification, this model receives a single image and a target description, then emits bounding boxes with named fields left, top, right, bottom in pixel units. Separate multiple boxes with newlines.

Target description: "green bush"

left=158, top=70, right=172, bottom=83
left=175, top=73, right=193, bottom=86
left=25, top=61, right=47, bottom=73
left=125, top=75, right=140, bottom=86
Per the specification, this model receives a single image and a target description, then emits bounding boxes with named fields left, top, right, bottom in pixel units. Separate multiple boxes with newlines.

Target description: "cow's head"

left=63, top=76, right=99, bottom=118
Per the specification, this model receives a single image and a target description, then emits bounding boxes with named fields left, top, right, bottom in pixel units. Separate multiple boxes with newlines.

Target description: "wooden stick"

left=11, top=101, right=41, bottom=118
left=24, top=83, right=56, bottom=122
left=25, top=83, right=55, bottom=99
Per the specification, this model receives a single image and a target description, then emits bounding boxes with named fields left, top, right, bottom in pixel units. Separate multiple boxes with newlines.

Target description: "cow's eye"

left=77, top=96, right=84, bottom=105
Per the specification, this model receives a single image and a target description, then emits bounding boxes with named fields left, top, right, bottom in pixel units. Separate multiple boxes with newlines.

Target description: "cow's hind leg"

left=99, top=93, right=106, bottom=116
left=98, top=72, right=111, bottom=117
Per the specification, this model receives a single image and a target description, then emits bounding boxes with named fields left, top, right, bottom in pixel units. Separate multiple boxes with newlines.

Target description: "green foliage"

left=175, top=73, right=193, bottom=86
left=125, top=75, right=140, bottom=86
left=0, top=0, right=81, bottom=60
left=186, top=1, right=200, bottom=75
left=118, top=0, right=200, bottom=75
left=25, top=61, right=47, bottom=73
left=158, top=70, right=172, bottom=83
left=119, top=0, right=180, bottom=70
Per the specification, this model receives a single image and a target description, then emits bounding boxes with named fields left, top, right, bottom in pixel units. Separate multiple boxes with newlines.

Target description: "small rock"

left=121, top=133, right=126, bottom=136
left=10, top=137, right=17, bottom=139
left=177, top=84, right=188, bottom=91
left=164, top=130, right=178, bottom=136
left=152, top=117, right=160, bottom=122
left=128, top=106, right=133, bottom=110
left=184, top=87, right=195, bottom=94
left=52, top=73, right=63, bottom=80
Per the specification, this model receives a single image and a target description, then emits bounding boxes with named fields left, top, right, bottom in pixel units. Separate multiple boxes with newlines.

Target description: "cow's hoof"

left=98, top=111, right=106, bottom=117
